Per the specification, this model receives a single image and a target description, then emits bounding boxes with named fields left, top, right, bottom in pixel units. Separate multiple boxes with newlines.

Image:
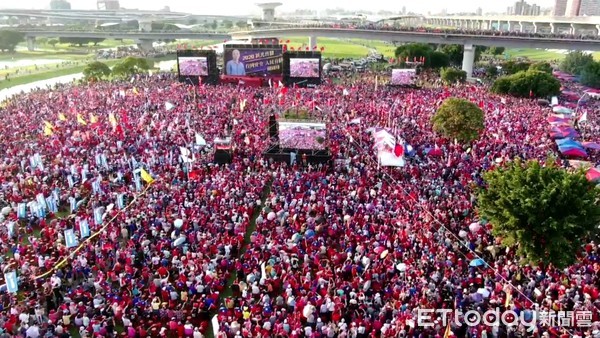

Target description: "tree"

left=210, top=21, right=218, bottom=30
left=485, top=65, right=499, bottom=78
left=477, top=159, right=600, bottom=268
left=222, top=20, right=233, bottom=29
left=0, top=30, right=25, bottom=52
left=395, top=43, right=432, bottom=64
left=491, top=70, right=561, bottom=98
left=111, top=57, right=152, bottom=78
left=502, top=60, right=531, bottom=75
left=529, top=62, right=552, bottom=74
left=48, top=39, right=59, bottom=48
left=580, top=61, right=600, bottom=89
left=428, top=51, right=450, bottom=69
left=431, top=97, right=484, bottom=143
left=37, top=37, right=48, bottom=45
left=83, top=61, right=111, bottom=81
left=440, top=67, right=467, bottom=84
left=560, top=51, right=594, bottom=75
left=58, top=37, right=105, bottom=46
left=236, top=20, right=247, bottom=28
left=488, top=46, right=505, bottom=56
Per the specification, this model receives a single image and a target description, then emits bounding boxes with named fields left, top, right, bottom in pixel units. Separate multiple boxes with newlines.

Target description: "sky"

left=4, top=0, right=556, bottom=15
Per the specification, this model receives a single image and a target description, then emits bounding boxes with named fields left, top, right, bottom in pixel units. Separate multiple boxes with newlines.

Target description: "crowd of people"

left=0, top=67, right=598, bottom=338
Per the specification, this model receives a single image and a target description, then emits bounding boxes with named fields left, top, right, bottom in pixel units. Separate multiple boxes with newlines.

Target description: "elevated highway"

left=9, top=27, right=600, bottom=76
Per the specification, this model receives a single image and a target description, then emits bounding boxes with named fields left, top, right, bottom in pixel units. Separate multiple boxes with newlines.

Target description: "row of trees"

left=560, top=51, right=600, bottom=89
left=82, top=57, right=152, bottom=81
left=0, top=30, right=25, bottom=53
left=431, top=97, right=600, bottom=269
left=394, top=44, right=505, bottom=69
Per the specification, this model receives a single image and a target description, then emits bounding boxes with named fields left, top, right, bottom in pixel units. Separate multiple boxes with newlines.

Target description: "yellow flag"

left=58, top=113, right=67, bottom=121
left=133, top=87, right=139, bottom=95
left=43, top=125, right=53, bottom=136
left=108, top=113, right=117, bottom=128
left=43, top=121, right=54, bottom=130
left=140, top=168, right=154, bottom=184
left=443, top=323, right=451, bottom=338
left=89, top=113, right=98, bottom=124
left=77, top=114, right=87, bottom=125
left=505, top=291, right=512, bottom=308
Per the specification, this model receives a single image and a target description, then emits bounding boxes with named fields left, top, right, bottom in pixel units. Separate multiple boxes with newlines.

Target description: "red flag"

left=189, top=170, right=201, bottom=180
left=394, top=144, right=404, bottom=157
left=313, top=46, right=317, bottom=50
left=529, top=90, right=534, bottom=97
left=305, top=47, right=309, bottom=51
left=479, top=101, right=484, bottom=108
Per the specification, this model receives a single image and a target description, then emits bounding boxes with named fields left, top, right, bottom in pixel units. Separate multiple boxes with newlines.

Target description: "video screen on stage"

left=391, top=69, right=417, bottom=85
left=278, top=121, right=327, bottom=150
left=178, top=56, right=208, bottom=76
left=290, top=58, right=320, bottom=78
left=224, top=47, right=283, bottom=76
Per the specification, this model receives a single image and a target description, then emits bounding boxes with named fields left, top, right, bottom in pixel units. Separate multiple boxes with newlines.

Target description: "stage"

left=262, top=146, right=332, bottom=166
left=220, top=75, right=283, bottom=88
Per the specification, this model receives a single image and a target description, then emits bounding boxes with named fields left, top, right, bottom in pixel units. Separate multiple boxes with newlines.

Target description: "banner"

left=64, top=229, right=77, bottom=248
left=4, top=271, right=17, bottom=293
left=80, top=219, right=90, bottom=238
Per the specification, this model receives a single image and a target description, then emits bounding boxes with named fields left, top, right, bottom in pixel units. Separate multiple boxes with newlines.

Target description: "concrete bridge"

left=10, top=27, right=600, bottom=76
left=423, top=15, right=600, bottom=35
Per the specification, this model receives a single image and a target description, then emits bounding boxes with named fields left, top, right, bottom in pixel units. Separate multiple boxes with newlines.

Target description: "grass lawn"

left=282, top=37, right=372, bottom=59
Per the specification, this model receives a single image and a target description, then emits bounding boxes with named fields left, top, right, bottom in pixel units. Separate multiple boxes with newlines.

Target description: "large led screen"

left=290, top=58, right=320, bottom=78
left=224, top=47, right=283, bottom=76
left=278, top=122, right=326, bottom=150
left=178, top=56, right=208, bottom=76
left=391, top=69, right=416, bottom=85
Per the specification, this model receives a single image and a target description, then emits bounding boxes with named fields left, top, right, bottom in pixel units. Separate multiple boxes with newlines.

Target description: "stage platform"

left=220, top=75, right=283, bottom=87
left=263, top=146, right=332, bottom=166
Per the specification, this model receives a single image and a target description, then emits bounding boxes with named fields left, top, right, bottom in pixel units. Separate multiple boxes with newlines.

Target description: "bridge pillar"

left=596, top=24, right=600, bottom=35
left=26, top=37, right=35, bottom=51
left=489, top=20, right=493, bottom=30
left=308, top=36, right=318, bottom=49
left=533, top=23, right=538, bottom=33
left=462, top=43, right=475, bottom=78
left=518, top=22, right=524, bottom=33
left=570, top=23, right=577, bottom=35
left=496, top=20, right=502, bottom=31
left=136, top=39, right=154, bottom=51
left=550, top=23, right=555, bottom=34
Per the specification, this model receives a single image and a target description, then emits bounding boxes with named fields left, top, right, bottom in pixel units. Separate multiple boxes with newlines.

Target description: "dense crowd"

left=0, top=69, right=598, bottom=338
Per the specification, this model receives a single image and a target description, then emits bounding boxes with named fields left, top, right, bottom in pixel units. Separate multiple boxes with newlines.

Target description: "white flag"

left=165, top=102, right=175, bottom=111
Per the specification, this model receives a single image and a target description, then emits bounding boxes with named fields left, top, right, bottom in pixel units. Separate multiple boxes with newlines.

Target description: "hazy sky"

left=5, top=0, right=556, bottom=15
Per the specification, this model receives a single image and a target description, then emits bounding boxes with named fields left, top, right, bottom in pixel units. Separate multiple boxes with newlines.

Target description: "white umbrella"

left=459, top=230, right=468, bottom=238
left=174, top=219, right=183, bottom=229
left=396, top=263, right=407, bottom=272
left=173, top=236, right=186, bottom=247
left=267, top=212, right=276, bottom=221
left=1, top=207, right=11, bottom=216
left=477, top=288, right=490, bottom=298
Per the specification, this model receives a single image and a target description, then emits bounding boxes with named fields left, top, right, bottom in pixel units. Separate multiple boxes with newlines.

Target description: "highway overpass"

left=423, top=15, right=600, bottom=35
left=11, top=27, right=600, bottom=76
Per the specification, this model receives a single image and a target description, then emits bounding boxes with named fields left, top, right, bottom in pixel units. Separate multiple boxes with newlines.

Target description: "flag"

left=94, top=207, right=103, bottom=225
left=529, top=90, right=534, bottom=98
left=89, top=113, right=98, bottom=124
left=58, top=113, right=67, bottom=121
left=375, top=76, right=378, bottom=91
left=108, top=113, right=117, bottom=128
left=132, top=87, right=139, bottom=95
left=165, top=102, right=175, bottom=111
left=579, top=111, right=588, bottom=123
left=43, top=121, right=54, bottom=130
left=77, top=114, right=87, bottom=125
left=240, top=99, right=247, bottom=112
left=140, top=168, right=155, bottom=184
left=17, top=203, right=26, bottom=219
left=443, top=323, right=452, bottom=338
left=394, top=144, right=404, bottom=157
left=44, top=125, right=53, bottom=136
left=505, top=291, right=512, bottom=307
left=4, top=271, right=17, bottom=293
left=278, top=80, right=284, bottom=88
left=268, top=78, right=272, bottom=88
left=343, top=89, right=350, bottom=96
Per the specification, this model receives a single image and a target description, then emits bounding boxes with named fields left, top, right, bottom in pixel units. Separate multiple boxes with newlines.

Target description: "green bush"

left=580, top=61, right=600, bottom=89
left=431, top=97, right=484, bottom=143
left=561, top=51, right=594, bottom=75
left=491, top=70, right=560, bottom=98
left=440, top=67, right=467, bottom=84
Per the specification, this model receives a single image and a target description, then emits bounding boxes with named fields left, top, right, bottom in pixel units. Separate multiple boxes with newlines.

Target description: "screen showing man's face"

left=232, top=50, right=240, bottom=62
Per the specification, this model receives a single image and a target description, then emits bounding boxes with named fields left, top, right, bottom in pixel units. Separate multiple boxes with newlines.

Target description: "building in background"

left=566, top=0, right=582, bottom=15
left=49, top=0, right=71, bottom=9
left=97, top=0, right=120, bottom=10
left=476, top=7, right=483, bottom=15
left=507, top=0, right=543, bottom=14
left=578, top=0, right=600, bottom=15
left=553, top=0, right=568, bottom=15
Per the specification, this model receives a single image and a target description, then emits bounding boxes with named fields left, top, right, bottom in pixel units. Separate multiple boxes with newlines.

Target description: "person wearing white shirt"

left=25, top=324, right=40, bottom=338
